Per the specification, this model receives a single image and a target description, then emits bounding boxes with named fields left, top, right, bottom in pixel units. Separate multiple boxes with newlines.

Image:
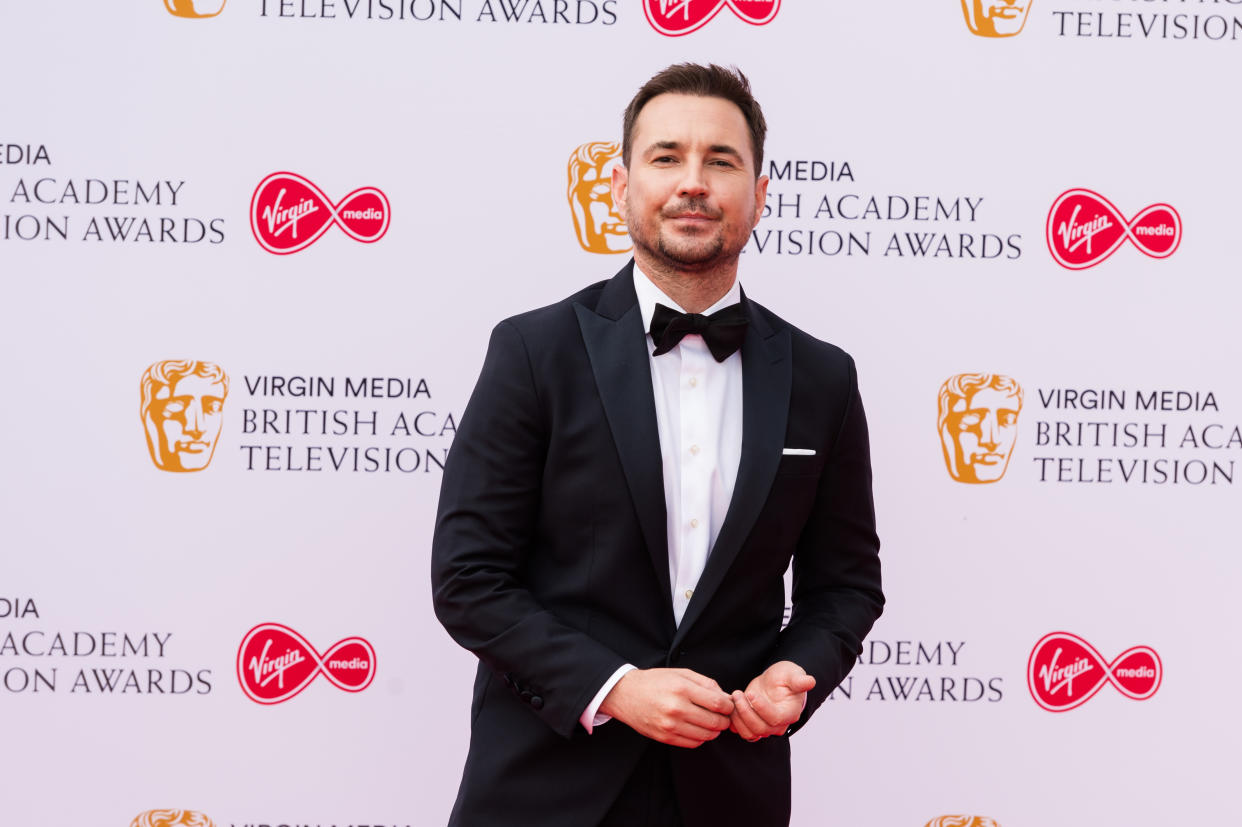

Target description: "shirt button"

left=688, top=377, right=698, bottom=388
left=689, top=444, right=700, bottom=456
left=690, top=518, right=699, bottom=529
left=684, top=589, right=694, bottom=599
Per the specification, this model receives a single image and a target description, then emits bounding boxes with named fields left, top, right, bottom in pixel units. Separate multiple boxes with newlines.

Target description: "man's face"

left=612, top=93, right=767, bottom=272
left=942, top=387, right=1021, bottom=483
left=570, top=149, right=630, bottom=253
left=963, top=0, right=1031, bottom=37
left=145, top=374, right=226, bottom=471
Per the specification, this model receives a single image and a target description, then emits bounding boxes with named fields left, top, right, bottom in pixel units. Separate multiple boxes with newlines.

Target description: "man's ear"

left=752, top=174, right=769, bottom=227
left=611, top=163, right=629, bottom=221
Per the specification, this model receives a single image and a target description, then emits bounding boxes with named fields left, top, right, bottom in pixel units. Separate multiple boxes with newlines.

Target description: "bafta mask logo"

left=164, top=0, right=226, bottom=19
left=140, top=360, right=229, bottom=473
left=926, top=818, right=1001, bottom=827
left=960, top=0, right=1032, bottom=37
left=568, top=142, right=630, bottom=255
left=130, top=811, right=216, bottom=827
left=938, top=373, right=1023, bottom=484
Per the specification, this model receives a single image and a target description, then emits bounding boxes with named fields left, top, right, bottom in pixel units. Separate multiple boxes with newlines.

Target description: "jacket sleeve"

left=773, top=355, right=884, bottom=735
left=430, top=320, right=628, bottom=739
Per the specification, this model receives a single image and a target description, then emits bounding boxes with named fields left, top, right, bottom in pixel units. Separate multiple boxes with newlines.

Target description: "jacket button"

left=519, top=689, right=532, bottom=702
left=530, top=695, right=544, bottom=710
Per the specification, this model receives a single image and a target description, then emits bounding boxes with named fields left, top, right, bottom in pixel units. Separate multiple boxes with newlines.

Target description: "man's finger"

left=686, top=681, right=735, bottom=716
left=786, top=674, right=816, bottom=693
left=745, top=690, right=785, bottom=728
left=664, top=733, right=708, bottom=749
left=730, top=690, right=767, bottom=741
left=666, top=721, right=723, bottom=746
left=679, top=670, right=724, bottom=693
left=730, top=714, right=759, bottom=742
left=681, top=704, right=731, bottom=733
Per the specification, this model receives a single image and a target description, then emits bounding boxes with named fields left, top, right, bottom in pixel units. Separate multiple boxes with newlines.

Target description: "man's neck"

left=633, top=251, right=738, bottom=314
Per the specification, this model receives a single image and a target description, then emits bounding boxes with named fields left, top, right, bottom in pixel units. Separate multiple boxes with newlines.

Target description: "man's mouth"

left=664, top=200, right=720, bottom=221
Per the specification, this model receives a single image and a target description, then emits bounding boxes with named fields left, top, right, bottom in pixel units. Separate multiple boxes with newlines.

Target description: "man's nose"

left=677, top=163, right=709, bottom=198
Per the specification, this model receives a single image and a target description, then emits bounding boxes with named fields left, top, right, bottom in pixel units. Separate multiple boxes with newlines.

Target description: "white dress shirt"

left=579, top=266, right=744, bottom=733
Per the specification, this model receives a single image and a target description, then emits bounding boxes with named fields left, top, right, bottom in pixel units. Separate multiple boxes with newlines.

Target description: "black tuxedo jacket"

left=431, top=263, right=882, bottom=827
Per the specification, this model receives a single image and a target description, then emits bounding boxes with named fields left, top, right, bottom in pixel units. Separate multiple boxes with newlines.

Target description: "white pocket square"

left=782, top=448, right=815, bottom=456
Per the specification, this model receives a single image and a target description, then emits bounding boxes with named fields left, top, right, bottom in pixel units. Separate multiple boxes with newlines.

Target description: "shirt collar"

left=633, top=262, right=743, bottom=337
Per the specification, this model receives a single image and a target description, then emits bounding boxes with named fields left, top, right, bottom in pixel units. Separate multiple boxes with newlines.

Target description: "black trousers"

left=598, top=744, right=684, bottom=826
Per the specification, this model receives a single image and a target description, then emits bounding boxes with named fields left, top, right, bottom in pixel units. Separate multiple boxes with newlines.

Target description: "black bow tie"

left=648, top=302, right=748, bottom=362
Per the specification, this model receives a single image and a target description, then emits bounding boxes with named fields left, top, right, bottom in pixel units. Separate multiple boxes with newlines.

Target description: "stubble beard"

left=655, top=231, right=726, bottom=271
left=633, top=201, right=742, bottom=275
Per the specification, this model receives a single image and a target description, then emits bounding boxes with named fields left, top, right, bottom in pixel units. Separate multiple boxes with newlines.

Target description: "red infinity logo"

left=1046, top=188, right=1181, bottom=270
left=1027, top=632, right=1161, bottom=712
left=250, top=172, right=390, bottom=255
left=236, top=622, right=376, bottom=704
left=643, top=0, right=780, bottom=36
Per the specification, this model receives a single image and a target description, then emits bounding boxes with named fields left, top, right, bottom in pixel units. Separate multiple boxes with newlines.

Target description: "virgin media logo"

left=643, top=0, right=779, bottom=36
left=1027, top=631, right=1162, bottom=712
left=249, top=172, right=390, bottom=255
left=1046, top=188, right=1181, bottom=270
left=236, top=622, right=376, bottom=704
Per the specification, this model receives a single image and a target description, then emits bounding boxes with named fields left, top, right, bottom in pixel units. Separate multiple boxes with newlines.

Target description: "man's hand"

left=729, top=661, right=816, bottom=742
left=599, top=668, right=735, bottom=748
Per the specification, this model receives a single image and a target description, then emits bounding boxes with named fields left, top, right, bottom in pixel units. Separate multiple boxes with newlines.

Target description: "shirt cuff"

left=579, top=664, right=637, bottom=734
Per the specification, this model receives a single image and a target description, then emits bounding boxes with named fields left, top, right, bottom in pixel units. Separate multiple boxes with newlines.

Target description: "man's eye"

left=958, top=414, right=982, bottom=428
left=205, top=399, right=224, bottom=414
left=163, top=400, right=187, bottom=415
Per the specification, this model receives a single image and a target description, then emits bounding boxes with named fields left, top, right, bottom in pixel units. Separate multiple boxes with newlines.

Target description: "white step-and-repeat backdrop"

left=3, top=2, right=1239, bottom=825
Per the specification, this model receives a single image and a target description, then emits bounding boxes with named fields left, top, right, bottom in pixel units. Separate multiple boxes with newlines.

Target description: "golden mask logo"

left=960, top=0, right=1032, bottom=37
left=568, top=142, right=630, bottom=255
left=164, top=0, right=226, bottom=18
left=130, top=811, right=216, bottom=827
left=140, top=360, right=229, bottom=473
left=926, top=818, right=1001, bottom=827
left=938, top=373, right=1023, bottom=484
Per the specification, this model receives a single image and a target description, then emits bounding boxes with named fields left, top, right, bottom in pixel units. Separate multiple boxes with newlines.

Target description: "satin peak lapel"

left=673, top=301, right=791, bottom=646
left=574, top=266, right=674, bottom=620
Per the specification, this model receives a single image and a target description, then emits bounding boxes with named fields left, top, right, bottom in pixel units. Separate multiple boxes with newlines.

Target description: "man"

left=140, top=359, right=229, bottom=472
left=937, top=373, right=1023, bottom=484
left=432, top=64, right=882, bottom=826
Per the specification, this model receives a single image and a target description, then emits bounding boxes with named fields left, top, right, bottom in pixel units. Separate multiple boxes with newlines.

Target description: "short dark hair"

left=621, top=63, right=767, bottom=174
